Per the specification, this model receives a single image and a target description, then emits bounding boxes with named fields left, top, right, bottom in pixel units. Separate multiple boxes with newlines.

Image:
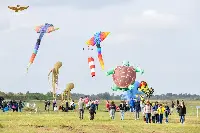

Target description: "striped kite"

left=86, top=31, right=110, bottom=70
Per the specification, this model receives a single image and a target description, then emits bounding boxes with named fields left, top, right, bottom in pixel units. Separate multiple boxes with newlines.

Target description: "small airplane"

left=35, top=23, right=59, bottom=33
left=8, top=5, right=29, bottom=12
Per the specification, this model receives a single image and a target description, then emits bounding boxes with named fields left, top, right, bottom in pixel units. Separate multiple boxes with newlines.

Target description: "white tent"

left=196, top=106, right=200, bottom=117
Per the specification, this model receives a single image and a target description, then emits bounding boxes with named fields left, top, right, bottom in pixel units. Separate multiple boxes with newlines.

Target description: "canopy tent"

left=196, top=106, right=200, bottom=117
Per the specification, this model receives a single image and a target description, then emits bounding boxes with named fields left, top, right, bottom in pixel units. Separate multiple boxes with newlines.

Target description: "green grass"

left=0, top=100, right=200, bottom=133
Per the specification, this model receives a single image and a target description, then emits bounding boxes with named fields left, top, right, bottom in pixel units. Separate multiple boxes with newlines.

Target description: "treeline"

left=0, top=91, right=200, bottom=101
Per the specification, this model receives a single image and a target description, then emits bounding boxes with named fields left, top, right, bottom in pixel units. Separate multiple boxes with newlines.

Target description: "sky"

left=0, top=0, right=199, bottom=95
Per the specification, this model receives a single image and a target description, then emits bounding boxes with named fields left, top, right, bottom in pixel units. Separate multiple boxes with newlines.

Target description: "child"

left=109, top=101, right=116, bottom=120
left=157, top=104, right=165, bottom=124
left=165, top=103, right=170, bottom=123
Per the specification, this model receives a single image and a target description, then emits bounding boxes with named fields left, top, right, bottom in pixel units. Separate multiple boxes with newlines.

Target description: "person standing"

left=109, top=101, right=116, bottom=120
left=106, top=100, right=110, bottom=111
left=78, top=97, right=85, bottom=120
left=89, top=102, right=96, bottom=120
left=53, top=99, right=56, bottom=110
left=157, top=104, right=165, bottom=124
left=47, top=100, right=50, bottom=112
left=135, top=100, right=141, bottom=120
left=171, top=101, right=175, bottom=113
left=165, top=103, right=170, bottom=123
left=119, top=101, right=127, bottom=120
left=153, top=102, right=159, bottom=123
left=129, top=98, right=135, bottom=112
left=44, top=100, right=47, bottom=111
left=177, top=102, right=186, bottom=124
left=95, top=98, right=100, bottom=110
left=144, top=101, right=152, bottom=124
left=18, top=100, right=23, bottom=112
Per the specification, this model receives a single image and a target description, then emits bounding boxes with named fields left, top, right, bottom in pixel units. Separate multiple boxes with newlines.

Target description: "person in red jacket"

left=106, top=100, right=110, bottom=111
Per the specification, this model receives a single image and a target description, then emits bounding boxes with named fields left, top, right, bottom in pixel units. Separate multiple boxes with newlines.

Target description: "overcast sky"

left=0, top=0, right=199, bottom=95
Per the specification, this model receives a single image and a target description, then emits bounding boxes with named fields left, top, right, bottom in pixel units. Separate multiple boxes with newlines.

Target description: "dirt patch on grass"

left=20, top=124, right=45, bottom=128
left=60, top=125, right=73, bottom=130
left=95, top=124, right=122, bottom=133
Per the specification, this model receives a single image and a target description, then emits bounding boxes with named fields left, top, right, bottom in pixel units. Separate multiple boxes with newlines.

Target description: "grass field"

left=0, top=100, right=200, bottom=133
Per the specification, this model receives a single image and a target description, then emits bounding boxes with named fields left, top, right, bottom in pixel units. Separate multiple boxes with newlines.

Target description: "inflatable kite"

left=106, top=61, right=144, bottom=91
left=26, top=23, right=59, bottom=72
left=8, top=5, right=29, bottom=12
left=48, top=61, right=62, bottom=99
left=86, top=31, right=110, bottom=70
left=61, top=83, right=74, bottom=102
left=138, top=81, right=154, bottom=98
left=121, top=81, right=144, bottom=101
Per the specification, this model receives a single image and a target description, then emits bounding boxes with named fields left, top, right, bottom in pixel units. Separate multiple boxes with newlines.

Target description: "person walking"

left=109, top=101, right=116, bottom=120
left=144, top=101, right=152, bottom=124
left=78, top=97, right=85, bottom=120
left=119, top=101, right=127, bottom=120
left=135, top=100, right=141, bottom=120
left=89, top=102, right=96, bottom=120
left=177, top=102, right=186, bottom=124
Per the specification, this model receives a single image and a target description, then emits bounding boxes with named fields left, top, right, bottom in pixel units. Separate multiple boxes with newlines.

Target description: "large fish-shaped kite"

left=86, top=31, right=110, bottom=70
left=8, top=5, right=29, bottom=12
left=27, top=23, right=59, bottom=72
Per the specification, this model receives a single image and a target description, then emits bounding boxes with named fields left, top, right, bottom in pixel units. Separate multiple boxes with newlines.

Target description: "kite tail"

left=88, top=57, right=95, bottom=77
left=27, top=39, right=40, bottom=72
left=98, top=54, right=104, bottom=70
left=96, top=47, right=104, bottom=70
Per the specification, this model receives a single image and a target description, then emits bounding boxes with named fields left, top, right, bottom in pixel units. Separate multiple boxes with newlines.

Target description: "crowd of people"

left=0, top=97, right=186, bottom=124
left=103, top=99, right=186, bottom=124
left=0, top=100, right=25, bottom=112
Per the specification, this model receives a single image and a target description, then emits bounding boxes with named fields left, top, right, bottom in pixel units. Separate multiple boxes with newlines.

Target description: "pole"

left=197, top=108, right=198, bottom=118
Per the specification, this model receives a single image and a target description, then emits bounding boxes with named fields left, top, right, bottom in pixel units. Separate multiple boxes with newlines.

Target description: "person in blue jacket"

left=152, top=101, right=159, bottom=123
left=129, top=98, right=135, bottom=112
left=135, top=100, right=141, bottom=120
left=89, top=102, right=96, bottom=120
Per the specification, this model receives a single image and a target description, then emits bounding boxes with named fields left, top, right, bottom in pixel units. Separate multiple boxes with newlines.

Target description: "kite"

left=106, top=61, right=144, bottom=91
left=121, top=81, right=144, bottom=101
left=61, top=83, right=74, bottom=102
left=86, top=31, right=110, bottom=70
left=88, top=57, right=95, bottom=77
left=138, top=81, right=154, bottom=98
left=26, top=23, right=59, bottom=72
left=48, top=61, right=62, bottom=99
left=8, top=5, right=29, bottom=12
